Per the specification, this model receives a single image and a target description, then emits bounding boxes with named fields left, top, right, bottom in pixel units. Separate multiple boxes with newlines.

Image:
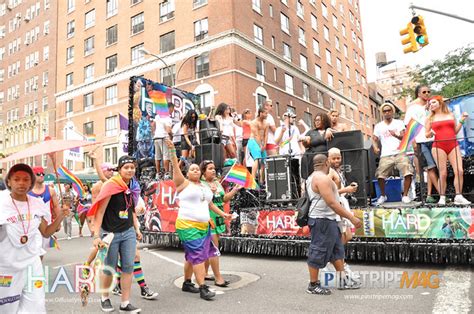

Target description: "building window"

left=256, top=57, right=265, bottom=80
left=284, top=73, right=293, bottom=94
left=105, top=85, right=118, bottom=105
left=324, top=26, right=330, bottom=41
left=269, top=4, right=273, bottom=17
left=313, top=39, right=320, bottom=56
left=194, top=18, right=208, bottom=41
left=197, top=91, right=212, bottom=112
left=106, top=0, right=118, bottom=17
left=66, top=72, right=73, bottom=88
left=105, top=116, right=118, bottom=137
left=85, top=9, right=95, bottom=29
left=332, top=15, right=338, bottom=29
left=271, top=36, right=275, bottom=49
left=131, top=0, right=143, bottom=5
left=65, top=99, right=73, bottom=113
left=84, top=36, right=95, bottom=56
left=336, top=58, right=342, bottom=73
left=106, top=54, right=117, bottom=73
left=160, top=65, right=175, bottom=86
left=299, top=54, right=308, bottom=72
left=344, top=45, right=348, bottom=58
left=43, top=46, right=49, bottom=61
left=195, top=53, right=209, bottom=78
left=317, top=91, right=323, bottom=106
left=159, top=0, right=175, bottom=22
left=346, top=65, right=350, bottom=79
left=326, top=49, right=332, bottom=65
left=193, top=0, right=207, bottom=8
left=84, top=121, right=94, bottom=135
left=315, top=65, right=321, bottom=80
left=42, top=96, right=48, bottom=111
left=322, top=3, right=328, bottom=18
left=327, top=73, right=333, bottom=87
left=257, top=93, right=267, bottom=107
left=302, top=82, right=310, bottom=101
left=160, top=31, right=175, bottom=53
left=342, top=24, right=346, bottom=38
left=298, top=28, right=306, bottom=46
left=329, top=98, right=336, bottom=110
left=84, top=64, right=94, bottom=83
left=106, top=25, right=118, bottom=46
left=304, top=111, right=313, bottom=129
left=283, top=43, right=291, bottom=61
left=131, top=43, right=144, bottom=65
left=66, top=46, right=74, bottom=64
left=296, top=0, right=304, bottom=18
left=67, top=20, right=75, bottom=38
left=280, top=13, right=289, bottom=34
left=84, top=154, right=94, bottom=168
left=252, top=0, right=261, bottom=13
left=311, top=14, right=317, bottom=31
left=335, top=36, right=340, bottom=51
left=67, top=0, right=75, bottom=13
left=131, top=12, right=144, bottom=35
left=84, top=92, right=93, bottom=110
left=253, top=24, right=263, bottom=45
left=104, top=146, right=118, bottom=164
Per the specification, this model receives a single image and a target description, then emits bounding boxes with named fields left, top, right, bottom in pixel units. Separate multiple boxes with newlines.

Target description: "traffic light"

left=400, top=23, right=418, bottom=54
left=411, top=15, right=429, bottom=46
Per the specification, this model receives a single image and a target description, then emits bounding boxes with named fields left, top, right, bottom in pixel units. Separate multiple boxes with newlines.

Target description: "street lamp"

left=139, top=48, right=175, bottom=86
left=175, top=51, right=208, bottom=86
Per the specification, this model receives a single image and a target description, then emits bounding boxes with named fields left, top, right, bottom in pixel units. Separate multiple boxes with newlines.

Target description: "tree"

left=401, top=44, right=474, bottom=99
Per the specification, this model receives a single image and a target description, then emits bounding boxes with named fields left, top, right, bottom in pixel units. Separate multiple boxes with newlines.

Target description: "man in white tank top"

left=306, top=154, right=361, bottom=295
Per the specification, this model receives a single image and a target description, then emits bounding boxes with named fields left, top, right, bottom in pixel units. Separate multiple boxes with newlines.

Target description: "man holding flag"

left=373, top=103, right=413, bottom=206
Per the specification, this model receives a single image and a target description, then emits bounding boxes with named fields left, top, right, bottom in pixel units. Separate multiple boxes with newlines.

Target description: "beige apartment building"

left=376, top=64, right=416, bottom=113
left=55, top=0, right=370, bottom=171
left=0, top=0, right=56, bottom=172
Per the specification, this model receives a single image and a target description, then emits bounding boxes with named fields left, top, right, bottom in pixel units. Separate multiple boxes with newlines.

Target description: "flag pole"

left=220, top=162, right=237, bottom=184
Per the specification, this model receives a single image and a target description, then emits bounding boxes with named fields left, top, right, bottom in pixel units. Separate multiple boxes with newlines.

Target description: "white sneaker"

left=375, top=195, right=387, bottom=206
left=454, top=195, right=471, bottom=205
left=401, top=196, right=411, bottom=204
left=438, top=196, right=446, bottom=206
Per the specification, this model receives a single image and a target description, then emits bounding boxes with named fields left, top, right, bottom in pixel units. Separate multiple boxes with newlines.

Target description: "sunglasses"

left=35, top=173, right=45, bottom=177
left=422, top=91, right=431, bottom=94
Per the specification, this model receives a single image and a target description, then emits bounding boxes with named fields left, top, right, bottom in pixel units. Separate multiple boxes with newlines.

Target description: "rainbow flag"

left=279, top=136, right=293, bottom=148
left=57, top=164, right=85, bottom=198
left=148, top=87, right=169, bottom=118
left=49, top=236, right=60, bottom=250
left=398, top=118, right=423, bottom=152
left=222, top=164, right=259, bottom=189
left=86, top=134, right=96, bottom=142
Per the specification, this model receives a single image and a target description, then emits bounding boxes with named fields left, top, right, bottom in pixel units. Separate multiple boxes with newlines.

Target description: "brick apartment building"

left=53, top=0, right=370, bottom=172
left=0, top=0, right=57, bottom=172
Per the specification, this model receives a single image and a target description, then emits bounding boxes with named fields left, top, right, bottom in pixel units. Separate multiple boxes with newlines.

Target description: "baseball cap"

left=117, top=155, right=137, bottom=169
left=283, top=112, right=296, bottom=118
left=32, top=166, right=45, bottom=174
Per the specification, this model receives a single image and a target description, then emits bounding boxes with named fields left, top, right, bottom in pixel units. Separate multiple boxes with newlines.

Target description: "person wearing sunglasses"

left=373, top=103, right=414, bottom=206
left=404, top=85, right=439, bottom=204
left=28, top=166, right=61, bottom=257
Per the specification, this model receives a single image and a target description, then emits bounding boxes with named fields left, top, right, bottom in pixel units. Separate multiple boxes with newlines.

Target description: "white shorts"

left=0, top=257, right=46, bottom=313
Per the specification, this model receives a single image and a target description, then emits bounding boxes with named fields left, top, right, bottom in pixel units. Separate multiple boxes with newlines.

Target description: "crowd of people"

left=0, top=85, right=471, bottom=312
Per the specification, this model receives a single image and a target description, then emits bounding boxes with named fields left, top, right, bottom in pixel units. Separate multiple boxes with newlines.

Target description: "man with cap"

left=28, top=166, right=61, bottom=256
left=373, top=103, right=414, bottom=205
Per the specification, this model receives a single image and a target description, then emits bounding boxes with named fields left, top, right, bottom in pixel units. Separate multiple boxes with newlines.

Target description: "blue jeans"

left=102, top=227, right=136, bottom=274
left=420, top=142, right=436, bottom=170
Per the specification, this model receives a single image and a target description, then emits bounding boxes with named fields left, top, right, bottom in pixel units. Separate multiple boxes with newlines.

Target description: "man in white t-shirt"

left=264, top=100, right=278, bottom=156
left=152, top=109, right=172, bottom=178
left=373, top=103, right=413, bottom=205
left=275, top=112, right=304, bottom=157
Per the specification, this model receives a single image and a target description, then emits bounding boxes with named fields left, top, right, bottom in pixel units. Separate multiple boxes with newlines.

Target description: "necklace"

left=124, top=189, right=133, bottom=210
left=10, top=195, right=31, bottom=244
left=195, top=182, right=206, bottom=202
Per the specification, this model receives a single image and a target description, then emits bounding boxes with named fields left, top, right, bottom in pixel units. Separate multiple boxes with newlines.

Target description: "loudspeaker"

left=265, top=156, right=300, bottom=201
left=328, top=130, right=370, bottom=207
left=195, top=143, right=224, bottom=169
left=198, top=119, right=220, bottom=144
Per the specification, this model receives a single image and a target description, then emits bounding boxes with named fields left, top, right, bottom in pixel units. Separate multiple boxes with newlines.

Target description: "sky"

left=359, top=0, right=474, bottom=82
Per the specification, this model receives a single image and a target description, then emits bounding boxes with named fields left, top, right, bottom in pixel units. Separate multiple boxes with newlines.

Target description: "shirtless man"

left=264, top=100, right=278, bottom=156
left=329, top=110, right=348, bottom=132
left=248, top=107, right=269, bottom=183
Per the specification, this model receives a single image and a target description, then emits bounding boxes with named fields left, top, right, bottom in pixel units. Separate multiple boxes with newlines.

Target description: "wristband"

left=170, top=148, right=176, bottom=153
left=93, top=235, right=101, bottom=240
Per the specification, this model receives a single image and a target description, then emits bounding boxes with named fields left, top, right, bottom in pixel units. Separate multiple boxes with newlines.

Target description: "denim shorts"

left=420, top=142, right=436, bottom=170
left=102, top=227, right=136, bottom=274
left=307, top=218, right=345, bottom=269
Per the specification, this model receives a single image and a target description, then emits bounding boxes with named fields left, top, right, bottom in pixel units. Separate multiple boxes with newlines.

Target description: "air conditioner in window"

left=25, top=39, right=30, bottom=45
left=34, top=60, right=38, bottom=65
left=42, top=82, right=47, bottom=87
left=7, top=5, right=13, bottom=11
left=24, top=15, right=31, bottom=22
left=44, top=29, right=49, bottom=35
left=32, top=84, right=38, bottom=90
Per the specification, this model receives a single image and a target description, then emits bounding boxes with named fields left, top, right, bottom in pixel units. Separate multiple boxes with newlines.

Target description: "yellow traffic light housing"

left=400, top=23, right=418, bottom=54
left=411, top=15, right=429, bottom=46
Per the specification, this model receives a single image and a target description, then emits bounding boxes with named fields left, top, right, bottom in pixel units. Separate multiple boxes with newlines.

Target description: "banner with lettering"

left=353, top=207, right=474, bottom=239
left=256, top=210, right=310, bottom=236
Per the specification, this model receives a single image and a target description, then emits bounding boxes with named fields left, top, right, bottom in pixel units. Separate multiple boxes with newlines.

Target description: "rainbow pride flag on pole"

left=148, top=87, right=169, bottom=118
left=398, top=118, right=423, bottom=152
left=222, top=164, right=259, bottom=189
left=57, top=164, right=85, bottom=198
left=49, top=235, right=60, bottom=250
left=279, top=136, right=293, bottom=148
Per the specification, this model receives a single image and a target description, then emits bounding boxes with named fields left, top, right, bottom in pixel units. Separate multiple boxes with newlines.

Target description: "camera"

left=345, top=193, right=358, bottom=206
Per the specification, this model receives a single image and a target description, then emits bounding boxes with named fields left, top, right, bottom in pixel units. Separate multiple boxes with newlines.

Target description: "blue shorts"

left=420, top=142, right=436, bottom=170
left=307, top=218, right=345, bottom=269
left=102, top=227, right=137, bottom=274
left=247, top=138, right=267, bottom=160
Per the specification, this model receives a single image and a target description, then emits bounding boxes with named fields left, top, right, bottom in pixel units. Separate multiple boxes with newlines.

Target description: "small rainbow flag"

left=398, top=118, right=423, bottom=152
left=49, top=236, right=60, bottom=250
left=86, top=134, right=96, bottom=142
left=0, top=275, right=13, bottom=287
left=222, top=164, right=259, bottom=189
left=148, top=87, right=169, bottom=118
left=279, top=136, right=293, bottom=148
left=57, top=164, right=85, bottom=199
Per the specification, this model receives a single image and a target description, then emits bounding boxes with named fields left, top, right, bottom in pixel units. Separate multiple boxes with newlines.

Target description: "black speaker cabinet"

left=195, top=143, right=224, bottom=169
left=328, top=130, right=370, bottom=207
left=265, top=156, right=300, bottom=201
left=198, top=119, right=220, bottom=144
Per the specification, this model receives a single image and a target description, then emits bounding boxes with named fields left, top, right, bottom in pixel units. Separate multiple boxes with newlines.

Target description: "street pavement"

left=42, top=225, right=473, bottom=313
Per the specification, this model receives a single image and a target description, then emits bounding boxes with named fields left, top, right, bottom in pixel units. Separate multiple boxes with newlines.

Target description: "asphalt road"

left=42, top=226, right=473, bottom=313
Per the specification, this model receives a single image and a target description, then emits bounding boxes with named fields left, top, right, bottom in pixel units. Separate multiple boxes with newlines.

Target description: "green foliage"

left=401, top=45, right=474, bottom=99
